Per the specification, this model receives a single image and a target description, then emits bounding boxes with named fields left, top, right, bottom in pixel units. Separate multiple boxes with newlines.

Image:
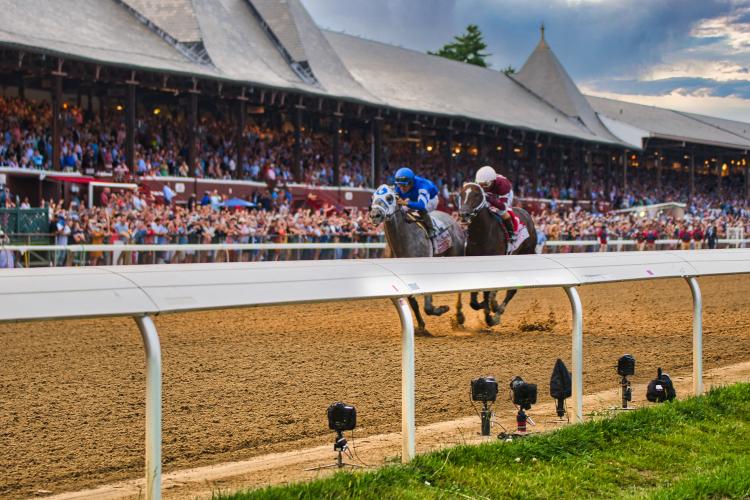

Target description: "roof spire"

left=540, top=23, right=545, bottom=42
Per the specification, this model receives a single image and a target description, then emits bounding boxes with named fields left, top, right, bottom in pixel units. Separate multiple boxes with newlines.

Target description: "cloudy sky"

left=301, top=0, right=750, bottom=122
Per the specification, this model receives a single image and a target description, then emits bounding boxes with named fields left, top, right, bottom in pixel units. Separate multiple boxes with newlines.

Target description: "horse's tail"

left=514, top=207, right=538, bottom=255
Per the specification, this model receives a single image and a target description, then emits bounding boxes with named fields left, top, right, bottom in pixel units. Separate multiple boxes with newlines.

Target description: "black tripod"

left=621, top=375, right=633, bottom=410
left=305, top=430, right=364, bottom=471
left=480, top=401, right=492, bottom=436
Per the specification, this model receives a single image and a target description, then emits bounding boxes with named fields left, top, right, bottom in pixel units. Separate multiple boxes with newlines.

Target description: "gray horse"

left=370, top=184, right=466, bottom=335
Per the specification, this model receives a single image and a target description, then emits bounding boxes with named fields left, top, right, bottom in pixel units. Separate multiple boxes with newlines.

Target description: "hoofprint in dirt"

left=1, top=276, right=750, bottom=498
left=45, top=360, right=750, bottom=500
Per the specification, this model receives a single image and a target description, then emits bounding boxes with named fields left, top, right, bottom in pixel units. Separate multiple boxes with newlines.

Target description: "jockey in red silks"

left=474, top=165, right=519, bottom=244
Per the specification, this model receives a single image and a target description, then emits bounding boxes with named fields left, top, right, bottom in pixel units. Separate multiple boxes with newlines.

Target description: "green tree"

left=502, top=65, right=516, bottom=75
left=429, top=24, right=491, bottom=68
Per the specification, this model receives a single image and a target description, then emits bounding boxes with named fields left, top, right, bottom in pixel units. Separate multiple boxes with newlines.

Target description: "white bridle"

left=459, top=182, right=488, bottom=220
left=370, top=184, right=398, bottom=222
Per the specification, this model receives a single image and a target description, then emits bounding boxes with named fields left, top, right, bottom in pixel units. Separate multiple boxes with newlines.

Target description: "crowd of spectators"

left=35, top=186, right=383, bottom=266
left=2, top=94, right=750, bottom=268
left=0, top=96, right=376, bottom=187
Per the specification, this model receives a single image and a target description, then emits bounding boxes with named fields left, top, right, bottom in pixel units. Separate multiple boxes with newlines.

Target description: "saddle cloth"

left=491, top=209, right=529, bottom=254
left=407, top=211, right=453, bottom=255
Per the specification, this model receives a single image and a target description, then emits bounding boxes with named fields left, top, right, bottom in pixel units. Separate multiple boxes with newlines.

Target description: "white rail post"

left=135, top=316, right=162, bottom=500
left=686, top=277, right=703, bottom=396
left=565, top=287, right=583, bottom=423
left=392, top=297, right=416, bottom=462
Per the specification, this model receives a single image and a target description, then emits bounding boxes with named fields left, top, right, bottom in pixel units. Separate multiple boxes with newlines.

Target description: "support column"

left=558, top=143, right=565, bottom=185
left=392, top=297, right=416, bottom=462
left=686, top=277, right=703, bottom=396
left=532, top=140, right=540, bottom=188
left=656, top=153, right=662, bottom=191
left=745, top=154, right=750, bottom=200
left=717, top=156, right=723, bottom=197
left=585, top=149, right=593, bottom=201
left=372, top=115, right=383, bottom=187
left=332, top=113, right=341, bottom=186
left=293, top=104, right=304, bottom=182
left=99, top=91, right=107, bottom=125
left=236, top=99, right=246, bottom=179
left=17, top=72, right=25, bottom=100
left=623, top=150, right=629, bottom=192
left=505, top=135, right=513, bottom=175
left=188, top=92, right=198, bottom=175
left=690, top=152, right=696, bottom=201
left=126, top=82, right=136, bottom=176
left=445, top=128, right=454, bottom=189
left=605, top=151, right=612, bottom=196
left=565, top=286, right=583, bottom=423
left=51, top=74, right=63, bottom=170
left=135, top=315, right=162, bottom=500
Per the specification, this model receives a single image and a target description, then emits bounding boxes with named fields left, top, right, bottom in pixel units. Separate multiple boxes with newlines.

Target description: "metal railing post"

left=134, top=316, right=162, bottom=500
left=392, top=297, right=416, bottom=462
left=565, top=286, right=583, bottom=423
left=686, top=277, right=703, bottom=396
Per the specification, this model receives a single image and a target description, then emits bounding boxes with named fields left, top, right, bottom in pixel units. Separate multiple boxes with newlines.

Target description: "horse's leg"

left=470, top=292, right=485, bottom=311
left=494, top=289, right=518, bottom=316
left=408, top=296, right=430, bottom=336
left=455, top=293, right=465, bottom=326
left=424, top=294, right=449, bottom=316
left=483, top=291, right=500, bottom=327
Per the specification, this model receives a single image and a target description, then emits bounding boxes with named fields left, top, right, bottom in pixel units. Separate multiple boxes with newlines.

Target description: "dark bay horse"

left=458, top=182, right=538, bottom=327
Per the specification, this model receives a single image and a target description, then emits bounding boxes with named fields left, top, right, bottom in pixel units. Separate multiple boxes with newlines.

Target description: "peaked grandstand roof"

left=324, top=31, right=620, bottom=144
left=0, top=0, right=748, bottom=152
left=588, top=96, right=750, bottom=151
left=513, top=26, right=621, bottom=143
left=121, top=0, right=202, bottom=42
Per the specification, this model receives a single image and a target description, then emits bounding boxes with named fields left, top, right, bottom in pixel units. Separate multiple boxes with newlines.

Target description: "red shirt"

left=486, top=175, right=512, bottom=211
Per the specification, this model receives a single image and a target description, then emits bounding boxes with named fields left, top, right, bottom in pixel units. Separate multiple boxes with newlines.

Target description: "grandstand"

left=0, top=0, right=747, bottom=209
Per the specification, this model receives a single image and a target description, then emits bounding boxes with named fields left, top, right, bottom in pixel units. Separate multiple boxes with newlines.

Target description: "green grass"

left=218, top=384, right=750, bottom=499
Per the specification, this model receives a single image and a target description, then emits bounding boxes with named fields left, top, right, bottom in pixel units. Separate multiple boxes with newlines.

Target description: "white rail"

left=3, top=250, right=750, bottom=499
left=3, top=238, right=746, bottom=255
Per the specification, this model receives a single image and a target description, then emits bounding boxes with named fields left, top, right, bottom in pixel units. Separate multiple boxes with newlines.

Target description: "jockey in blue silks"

left=394, top=167, right=439, bottom=237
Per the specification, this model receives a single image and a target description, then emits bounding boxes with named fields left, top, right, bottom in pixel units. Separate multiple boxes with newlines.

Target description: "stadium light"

left=153, top=107, right=161, bottom=115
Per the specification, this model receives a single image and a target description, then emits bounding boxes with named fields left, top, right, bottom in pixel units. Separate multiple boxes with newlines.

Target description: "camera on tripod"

left=471, top=376, right=498, bottom=436
left=510, top=376, right=537, bottom=410
left=617, top=354, right=635, bottom=409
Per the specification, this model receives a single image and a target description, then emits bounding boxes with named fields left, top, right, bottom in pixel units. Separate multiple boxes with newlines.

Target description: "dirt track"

left=2, top=275, right=750, bottom=498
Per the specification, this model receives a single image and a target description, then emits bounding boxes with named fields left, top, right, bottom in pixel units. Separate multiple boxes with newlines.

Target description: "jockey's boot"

left=419, top=210, right=436, bottom=238
left=503, top=216, right=515, bottom=242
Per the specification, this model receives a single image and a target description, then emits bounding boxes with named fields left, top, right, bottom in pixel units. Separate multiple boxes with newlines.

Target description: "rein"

left=461, top=182, right=488, bottom=222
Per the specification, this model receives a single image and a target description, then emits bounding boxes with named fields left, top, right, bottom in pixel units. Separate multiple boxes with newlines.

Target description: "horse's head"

left=370, top=184, right=398, bottom=225
left=458, top=182, right=487, bottom=223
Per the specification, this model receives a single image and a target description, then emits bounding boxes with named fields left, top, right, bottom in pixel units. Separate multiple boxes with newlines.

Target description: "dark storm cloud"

left=301, top=0, right=750, bottom=118
left=302, top=0, right=729, bottom=78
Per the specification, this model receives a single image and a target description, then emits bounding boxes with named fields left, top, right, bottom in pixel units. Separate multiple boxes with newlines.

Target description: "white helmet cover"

left=475, top=165, right=497, bottom=185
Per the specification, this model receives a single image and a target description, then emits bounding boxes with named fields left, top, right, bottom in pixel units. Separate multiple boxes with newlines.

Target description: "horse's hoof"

left=415, top=327, right=433, bottom=337
left=485, top=316, right=501, bottom=327
left=433, top=306, right=449, bottom=316
left=456, top=312, right=466, bottom=325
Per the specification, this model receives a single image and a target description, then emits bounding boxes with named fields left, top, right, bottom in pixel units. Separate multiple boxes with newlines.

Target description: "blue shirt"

left=396, top=176, right=438, bottom=211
